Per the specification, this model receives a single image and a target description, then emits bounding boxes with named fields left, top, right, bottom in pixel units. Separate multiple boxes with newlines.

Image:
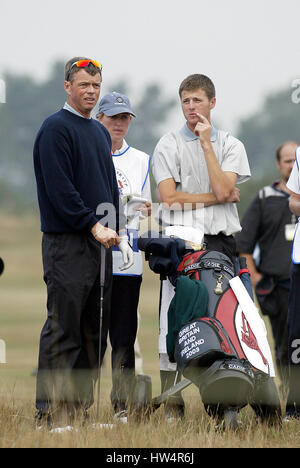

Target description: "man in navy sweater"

left=33, top=57, right=133, bottom=427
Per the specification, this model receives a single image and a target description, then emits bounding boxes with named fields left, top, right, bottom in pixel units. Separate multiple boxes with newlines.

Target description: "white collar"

left=112, top=140, right=130, bottom=156
left=63, top=102, right=92, bottom=119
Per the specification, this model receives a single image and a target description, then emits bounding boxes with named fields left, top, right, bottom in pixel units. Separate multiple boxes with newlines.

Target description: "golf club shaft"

left=96, top=245, right=106, bottom=420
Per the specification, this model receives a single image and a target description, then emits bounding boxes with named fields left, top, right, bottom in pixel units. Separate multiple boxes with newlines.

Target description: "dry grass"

left=0, top=214, right=299, bottom=448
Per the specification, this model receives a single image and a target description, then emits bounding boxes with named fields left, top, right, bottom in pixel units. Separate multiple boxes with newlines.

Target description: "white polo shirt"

left=112, top=140, right=152, bottom=276
left=152, top=123, right=251, bottom=236
left=286, top=147, right=300, bottom=263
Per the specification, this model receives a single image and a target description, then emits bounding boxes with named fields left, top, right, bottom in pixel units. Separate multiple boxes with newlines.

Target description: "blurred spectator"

left=235, top=141, right=299, bottom=400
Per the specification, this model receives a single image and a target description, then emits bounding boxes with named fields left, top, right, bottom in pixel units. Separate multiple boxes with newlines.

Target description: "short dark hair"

left=65, top=56, right=102, bottom=82
left=276, top=141, right=300, bottom=161
left=179, top=74, right=216, bottom=100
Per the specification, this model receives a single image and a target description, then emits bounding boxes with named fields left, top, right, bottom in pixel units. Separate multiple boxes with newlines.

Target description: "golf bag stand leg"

left=160, top=370, right=185, bottom=417
left=250, top=376, right=282, bottom=424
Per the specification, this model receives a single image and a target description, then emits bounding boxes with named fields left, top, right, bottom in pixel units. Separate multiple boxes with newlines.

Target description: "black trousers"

left=204, top=233, right=236, bottom=271
left=258, top=285, right=289, bottom=387
left=36, top=233, right=112, bottom=415
left=109, top=275, right=142, bottom=410
left=287, top=263, right=300, bottom=415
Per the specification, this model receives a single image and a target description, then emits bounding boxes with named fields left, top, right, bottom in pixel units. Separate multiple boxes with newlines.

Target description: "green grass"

left=0, top=214, right=298, bottom=448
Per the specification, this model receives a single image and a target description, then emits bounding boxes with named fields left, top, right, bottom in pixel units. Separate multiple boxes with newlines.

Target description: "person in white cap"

left=97, top=92, right=152, bottom=422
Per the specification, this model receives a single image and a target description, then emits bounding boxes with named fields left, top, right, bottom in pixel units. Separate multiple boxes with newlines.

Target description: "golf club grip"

left=100, top=244, right=106, bottom=287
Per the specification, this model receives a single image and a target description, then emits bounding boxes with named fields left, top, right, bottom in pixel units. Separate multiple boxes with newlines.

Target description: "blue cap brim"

left=99, top=106, right=136, bottom=117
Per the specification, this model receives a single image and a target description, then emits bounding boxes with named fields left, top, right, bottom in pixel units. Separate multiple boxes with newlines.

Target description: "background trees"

left=0, top=62, right=176, bottom=211
left=0, top=61, right=299, bottom=217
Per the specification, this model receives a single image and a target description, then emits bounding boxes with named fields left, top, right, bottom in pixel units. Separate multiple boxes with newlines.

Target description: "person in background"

left=33, top=58, right=133, bottom=428
left=285, top=145, right=300, bottom=420
left=97, top=92, right=152, bottom=423
left=235, top=141, right=299, bottom=403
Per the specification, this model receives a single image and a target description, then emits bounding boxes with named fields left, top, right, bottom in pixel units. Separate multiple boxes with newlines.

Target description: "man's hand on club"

left=91, top=222, right=120, bottom=249
left=118, top=235, right=134, bottom=271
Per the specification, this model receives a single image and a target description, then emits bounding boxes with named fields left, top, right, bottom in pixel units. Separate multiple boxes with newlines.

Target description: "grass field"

left=1, top=214, right=300, bottom=449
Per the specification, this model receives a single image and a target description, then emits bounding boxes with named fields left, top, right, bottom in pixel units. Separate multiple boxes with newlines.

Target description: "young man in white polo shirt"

left=97, top=92, right=152, bottom=422
left=152, top=74, right=251, bottom=420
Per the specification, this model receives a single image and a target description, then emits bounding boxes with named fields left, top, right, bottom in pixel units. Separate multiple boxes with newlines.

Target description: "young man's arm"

left=158, top=177, right=240, bottom=209
left=195, top=113, right=237, bottom=202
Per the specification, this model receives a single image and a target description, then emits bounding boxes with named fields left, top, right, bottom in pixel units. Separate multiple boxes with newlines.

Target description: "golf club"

left=96, top=244, right=106, bottom=420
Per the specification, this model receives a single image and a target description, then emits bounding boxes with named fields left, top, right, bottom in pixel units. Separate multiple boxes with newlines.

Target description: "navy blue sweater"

left=33, top=109, right=124, bottom=233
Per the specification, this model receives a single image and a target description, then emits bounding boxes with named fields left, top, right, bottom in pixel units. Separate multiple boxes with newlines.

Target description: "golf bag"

left=172, top=249, right=281, bottom=419
left=138, top=233, right=281, bottom=422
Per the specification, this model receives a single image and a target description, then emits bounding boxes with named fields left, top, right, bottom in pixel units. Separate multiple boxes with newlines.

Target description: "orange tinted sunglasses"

left=71, top=59, right=102, bottom=71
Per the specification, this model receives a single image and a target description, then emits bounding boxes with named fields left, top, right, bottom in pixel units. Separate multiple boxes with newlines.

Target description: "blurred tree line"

left=0, top=61, right=299, bottom=218
left=0, top=61, right=176, bottom=213
left=237, top=87, right=300, bottom=216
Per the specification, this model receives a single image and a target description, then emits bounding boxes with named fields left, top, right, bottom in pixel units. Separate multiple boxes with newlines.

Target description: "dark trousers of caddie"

left=109, top=275, right=142, bottom=411
left=287, top=262, right=300, bottom=416
left=36, top=233, right=112, bottom=416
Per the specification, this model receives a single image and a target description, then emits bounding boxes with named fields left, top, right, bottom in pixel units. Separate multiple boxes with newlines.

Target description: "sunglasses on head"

left=71, top=59, right=102, bottom=70
left=67, top=59, right=103, bottom=80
